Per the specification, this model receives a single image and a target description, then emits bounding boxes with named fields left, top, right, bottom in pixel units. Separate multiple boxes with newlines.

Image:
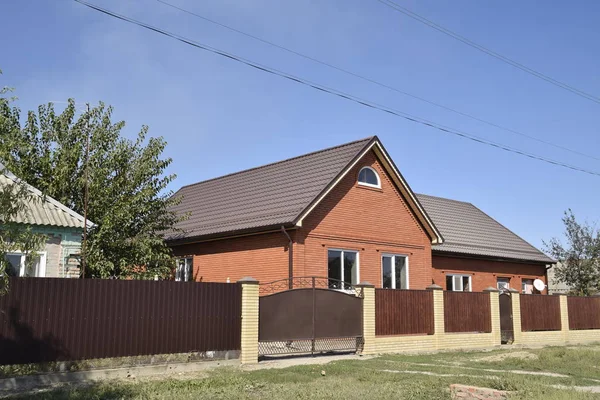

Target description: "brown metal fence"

left=444, top=291, right=491, bottom=333
left=567, top=296, right=600, bottom=330
left=520, top=294, right=561, bottom=331
left=0, top=278, right=241, bottom=365
left=375, top=289, right=434, bottom=336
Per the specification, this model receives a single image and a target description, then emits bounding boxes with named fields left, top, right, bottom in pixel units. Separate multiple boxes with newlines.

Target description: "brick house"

left=166, top=137, right=553, bottom=293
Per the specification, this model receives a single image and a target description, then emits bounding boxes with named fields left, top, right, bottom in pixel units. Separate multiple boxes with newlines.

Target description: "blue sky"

left=2, top=0, right=599, bottom=250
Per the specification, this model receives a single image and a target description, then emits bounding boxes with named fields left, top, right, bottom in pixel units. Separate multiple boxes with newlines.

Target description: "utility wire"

left=74, top=0, right=600, bottom=178
left=157, top=0, right=600, bottom=162
left=377, top=0, right=600, bottom=105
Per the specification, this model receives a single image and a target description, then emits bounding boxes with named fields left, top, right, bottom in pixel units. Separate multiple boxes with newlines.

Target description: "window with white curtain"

left=382, top=254, right=408, bottom=289
left=445, top=274, right=471, bottom=292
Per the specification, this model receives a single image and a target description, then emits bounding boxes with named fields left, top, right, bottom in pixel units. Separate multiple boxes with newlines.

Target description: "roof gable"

left=416, top=194, right=554, bottom=264
left=167, top=137, right=442, bottom=243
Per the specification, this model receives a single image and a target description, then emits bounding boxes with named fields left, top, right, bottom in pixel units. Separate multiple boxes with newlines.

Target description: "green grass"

left=10, top=345, right=600, bottom=399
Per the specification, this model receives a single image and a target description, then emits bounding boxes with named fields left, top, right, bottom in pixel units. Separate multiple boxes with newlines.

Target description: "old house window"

left=327, top=249, right=358, bottom=289
left=4, top=252, right=46, bottom=277
left=175, top=257, right=193, bottom=282
left=382, top=254, right=408, bottom=289
left=446, top=274, right=471, bottom=292
left=357, top=167, right=380, bottom=188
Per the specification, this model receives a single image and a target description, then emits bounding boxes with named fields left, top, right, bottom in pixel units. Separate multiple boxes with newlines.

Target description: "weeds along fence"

left=567, top=296, right=600, bottom=330
left=443, top=291, right=491, bottom=333
left=520, top=294, right=561, bottom=332
left=375, top=289, right=434, bottom=336
left=0, top=278, right=241, bottom=365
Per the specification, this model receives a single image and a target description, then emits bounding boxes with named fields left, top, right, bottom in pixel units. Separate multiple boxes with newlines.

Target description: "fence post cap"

left=237, top=277, right=259, bottom=284
left=508, top=288, right=519, bottom=293
left=426, top=284, right=443, bottom=291
left=356, top=281, right=374, bottom=288
left=483, top=287, right=500, bottom=292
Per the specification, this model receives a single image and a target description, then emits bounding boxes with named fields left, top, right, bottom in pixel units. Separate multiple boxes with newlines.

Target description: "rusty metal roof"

left=1, top=170, right=90, bottom=229
left=416, top=194, right=554, bottom=264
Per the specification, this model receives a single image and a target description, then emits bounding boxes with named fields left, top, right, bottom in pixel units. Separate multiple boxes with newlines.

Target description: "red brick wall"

left=432, top=254, right=548, bottom=293
left=169, top=149, right=435, bottom=287
left=171, top=232, right=289, bottom=283
left=298, top=150, right=433, bottom=289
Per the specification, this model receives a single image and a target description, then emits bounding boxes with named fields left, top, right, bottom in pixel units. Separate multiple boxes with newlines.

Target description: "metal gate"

left=258, top=277, right=364, bottom=356
left=499, top=291, right=514, bottom=344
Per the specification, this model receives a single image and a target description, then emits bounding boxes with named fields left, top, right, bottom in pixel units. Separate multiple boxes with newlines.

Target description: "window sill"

left=356, top=184, right=383, bottom=193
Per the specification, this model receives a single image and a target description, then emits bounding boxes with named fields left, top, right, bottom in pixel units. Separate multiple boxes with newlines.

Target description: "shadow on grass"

left=10, top=382, right=139, bottom=400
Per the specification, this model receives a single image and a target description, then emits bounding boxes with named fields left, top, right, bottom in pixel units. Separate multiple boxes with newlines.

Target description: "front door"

left=499, top=292, right=514, bottom=344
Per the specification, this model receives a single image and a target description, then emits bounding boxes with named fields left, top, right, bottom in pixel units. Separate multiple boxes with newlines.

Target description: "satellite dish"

left=533, top=279, right=546, bottom=292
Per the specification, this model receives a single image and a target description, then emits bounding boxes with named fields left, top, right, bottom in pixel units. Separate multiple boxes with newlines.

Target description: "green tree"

left=544, top=210, right=600, bottom=296
left=0, top=96, right=181, bottom=279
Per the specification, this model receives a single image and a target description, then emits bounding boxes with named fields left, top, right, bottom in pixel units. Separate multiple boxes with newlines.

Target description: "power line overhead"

left=156, top=0, right=600, bottom=162
left=74, top=0, right=600, bottom=178
left=377, top=0, right=600, bottom=105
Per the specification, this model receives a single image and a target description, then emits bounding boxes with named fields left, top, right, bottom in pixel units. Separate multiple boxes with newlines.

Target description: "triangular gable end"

left=293, top=137, right=444, bottom=244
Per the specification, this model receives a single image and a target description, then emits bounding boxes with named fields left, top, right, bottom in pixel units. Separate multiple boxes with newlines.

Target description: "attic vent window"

left=357, top=167, right=380, bottom=188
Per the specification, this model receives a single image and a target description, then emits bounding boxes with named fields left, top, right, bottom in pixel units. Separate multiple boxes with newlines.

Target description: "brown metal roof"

left=416, top=194, right=554, bottom=264
left=167, top=137, right=375, bottom=241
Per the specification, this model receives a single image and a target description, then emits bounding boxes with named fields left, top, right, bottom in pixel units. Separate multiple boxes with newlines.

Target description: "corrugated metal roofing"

left=0, top=172, right=89, bottom=229
left=167, top=137, right=374, bottom=240
left=416, top=194, right=553, bottom=264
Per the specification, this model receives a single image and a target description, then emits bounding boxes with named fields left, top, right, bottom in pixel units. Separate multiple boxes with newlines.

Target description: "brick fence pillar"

left=357, top=282, right=375, bottom=355
left=238, top=277, right=259, bottom=364
left=509, top=289, right=523, bottom=345
left=555, top=293, right=569, bottom=343
left=483, top=287, right=501, bottom=346
left=427, top=284, right=444, bottom=349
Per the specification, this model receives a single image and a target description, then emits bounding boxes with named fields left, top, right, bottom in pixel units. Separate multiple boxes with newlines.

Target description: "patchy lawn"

left=10, top=345, right=600, bottom=399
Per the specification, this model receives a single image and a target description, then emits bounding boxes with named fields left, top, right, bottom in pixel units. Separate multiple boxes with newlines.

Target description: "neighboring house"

left=166, top=136, right=554, bottom=292
left=1, top=169, right=91, bottom=278
left=546, top=263, right=573, bottom=294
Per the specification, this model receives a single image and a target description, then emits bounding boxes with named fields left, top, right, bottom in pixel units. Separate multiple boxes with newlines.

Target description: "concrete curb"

left=0, top=359, right=240, bottom=394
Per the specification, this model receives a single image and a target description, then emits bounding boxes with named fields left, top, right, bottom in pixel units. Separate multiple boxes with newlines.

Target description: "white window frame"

left=175, top=257, right=193, bottom=282
left=381, top=253, right=409, bottom=289
left=5, top=251, right=47, bottom=277
left=497, top=277, right=510, bottom=290
left=327, top=248, right=360, bottom=289
left=357, top=166, right=381, bottom=189
left=522, top=278, right=534, bottom=294
left=446, top=274, right=472, bottom=292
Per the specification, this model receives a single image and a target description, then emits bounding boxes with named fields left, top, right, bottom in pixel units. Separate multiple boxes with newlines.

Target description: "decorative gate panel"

left=258, top=277, right=363, bottom=356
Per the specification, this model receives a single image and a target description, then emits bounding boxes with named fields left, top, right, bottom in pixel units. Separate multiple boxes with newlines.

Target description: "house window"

left=446, top=274, right=471, bottom=292
left=522, top=279, right=534, bottom=294
left=175, top=257, right=193, bottom=282
left=327, top=249, right=359, bottom=289
left=357, top=167, right=380, bottom=188
left=497, top=277, right=510, bottom=291
left=382, top=254, right=408, bottom=289
left=4, top=252, right=46, bottom=277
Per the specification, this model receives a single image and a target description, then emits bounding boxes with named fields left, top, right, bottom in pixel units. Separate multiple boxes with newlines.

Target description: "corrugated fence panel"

left=567, top=296, right=600, bottom=330
left=520, top=294, right=561, bottom=332
left=0, top=278, right=242, bottom=365
left=444, top=291, right=491, bottom=333
left=375, top=289, right=434, bottom=336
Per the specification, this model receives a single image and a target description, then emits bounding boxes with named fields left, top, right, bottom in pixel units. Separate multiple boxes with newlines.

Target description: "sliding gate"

left=258, top=277, right=364, bottom=356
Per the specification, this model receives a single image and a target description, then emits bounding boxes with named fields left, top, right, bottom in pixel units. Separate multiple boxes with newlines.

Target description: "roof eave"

left=165, top=222, right=297, bottom=246
left=432, top=248, right=556, bottom=265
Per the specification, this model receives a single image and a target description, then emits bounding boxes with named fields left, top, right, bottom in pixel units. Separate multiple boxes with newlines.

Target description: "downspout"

left=281, top=226, right=293, bottom=289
